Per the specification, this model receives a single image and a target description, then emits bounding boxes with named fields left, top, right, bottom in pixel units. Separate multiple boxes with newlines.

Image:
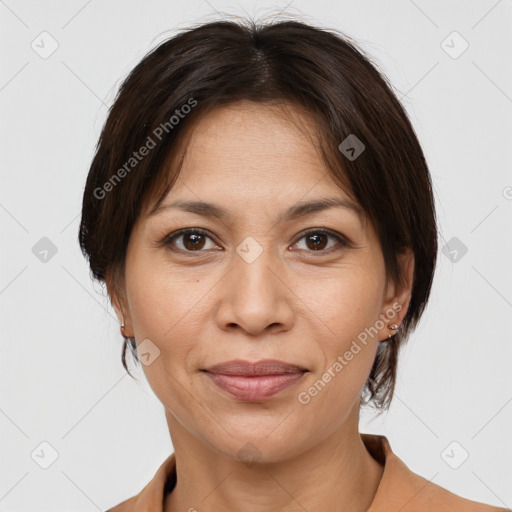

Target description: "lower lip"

left=203, top=372, right=306, bottom=401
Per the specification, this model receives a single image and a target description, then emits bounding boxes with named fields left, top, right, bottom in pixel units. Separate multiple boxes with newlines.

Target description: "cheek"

left=125, top=252, right=206, bottom=341
left=123, top=254, right=213, bottom=388
left=298, top=316, right=380, bottom=433
left=297, top=263, right=384, bottom=351
left=124, top=261, right=200, bottom=415
left=295, top=265, right=383, bottom=406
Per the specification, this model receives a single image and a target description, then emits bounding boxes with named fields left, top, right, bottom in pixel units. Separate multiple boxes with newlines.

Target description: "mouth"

left=201, top=359, right=308, bottom=401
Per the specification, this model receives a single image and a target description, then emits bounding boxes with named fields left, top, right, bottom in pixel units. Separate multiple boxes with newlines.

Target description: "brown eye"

left=304, top=233, right=329, bottom=251
left=164, top=229, right=216, bottom=253
left=293, top=229, right=348, bottom=255
left=163, top=228, right=348, bottom=256
left=182, top=232, right=206, bottom=250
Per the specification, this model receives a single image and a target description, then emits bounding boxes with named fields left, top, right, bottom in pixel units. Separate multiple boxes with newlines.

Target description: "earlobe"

left=378, top=249, right=415, bottom=342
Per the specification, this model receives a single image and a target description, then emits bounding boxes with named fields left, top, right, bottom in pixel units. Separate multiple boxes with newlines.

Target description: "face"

left=109, top=101, right=413, bottom=463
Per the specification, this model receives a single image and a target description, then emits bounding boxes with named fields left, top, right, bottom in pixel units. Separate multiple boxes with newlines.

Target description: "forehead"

left=187, top=101, right=320, bottom=168
left=170, top=101, right=339, bottom=194
left=143, top=101, right=368, bottom=233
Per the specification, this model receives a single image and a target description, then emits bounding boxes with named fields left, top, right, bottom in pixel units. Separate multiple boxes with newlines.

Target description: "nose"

left=215, top=245, right=295, bottom=337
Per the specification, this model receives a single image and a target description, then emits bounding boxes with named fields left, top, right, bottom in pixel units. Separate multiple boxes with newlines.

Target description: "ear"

left=105, top=268, right=134, bottom=337
left=377, top=248, right=415, bottom=340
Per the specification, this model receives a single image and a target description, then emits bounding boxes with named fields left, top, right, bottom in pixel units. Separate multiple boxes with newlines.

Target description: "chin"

left=205, top=424, right=307, bottom=465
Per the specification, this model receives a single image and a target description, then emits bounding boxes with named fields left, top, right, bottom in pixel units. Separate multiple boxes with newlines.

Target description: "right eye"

left=163, top=228, right=219, bottom=253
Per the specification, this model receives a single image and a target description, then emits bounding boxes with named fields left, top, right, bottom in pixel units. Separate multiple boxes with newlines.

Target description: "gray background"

left=1, top=0, right=511, bottom=510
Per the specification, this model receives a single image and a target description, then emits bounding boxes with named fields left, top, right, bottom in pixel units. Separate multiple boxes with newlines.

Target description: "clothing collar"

left=112, top=433, right=505, bottom=511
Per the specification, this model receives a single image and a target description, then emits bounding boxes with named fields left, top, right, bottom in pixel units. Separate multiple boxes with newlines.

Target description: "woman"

left=78, top=17, right=507, bottom=512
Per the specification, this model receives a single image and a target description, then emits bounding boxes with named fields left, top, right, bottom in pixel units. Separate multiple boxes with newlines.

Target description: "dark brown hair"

left=78, top=17, right=438, bottom=413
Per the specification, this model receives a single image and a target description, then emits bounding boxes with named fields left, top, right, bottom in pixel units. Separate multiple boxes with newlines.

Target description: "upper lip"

left=203, top=359, right=308, bottom=376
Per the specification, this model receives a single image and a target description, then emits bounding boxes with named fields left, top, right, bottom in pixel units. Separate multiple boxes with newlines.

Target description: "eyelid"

left=292, top=227, right=348, bottom=245
left=162, top=228, right=219, bottom=252
left=289, top=228, right=350, bottom=255
left=162, top=227, right=350, bottom=254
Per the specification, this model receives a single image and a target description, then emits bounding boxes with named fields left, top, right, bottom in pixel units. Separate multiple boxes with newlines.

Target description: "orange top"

left=106, top=433, right=508, bottom=511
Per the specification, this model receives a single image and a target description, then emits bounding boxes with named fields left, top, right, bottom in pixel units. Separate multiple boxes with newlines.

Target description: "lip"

left=203, top=359, right=308, bottom=375
left=201, top=359, right=308, bottom=401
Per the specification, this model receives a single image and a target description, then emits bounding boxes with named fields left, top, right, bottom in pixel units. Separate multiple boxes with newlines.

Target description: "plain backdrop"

left=0, top=0, right=511, bottom=510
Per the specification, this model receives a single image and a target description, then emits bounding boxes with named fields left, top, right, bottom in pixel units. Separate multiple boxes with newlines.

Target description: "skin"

left=107, top=100, right=415, bottom=512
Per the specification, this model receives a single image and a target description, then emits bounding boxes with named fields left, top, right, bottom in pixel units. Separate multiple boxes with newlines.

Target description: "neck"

left=163, top=405, right=384, bottom=512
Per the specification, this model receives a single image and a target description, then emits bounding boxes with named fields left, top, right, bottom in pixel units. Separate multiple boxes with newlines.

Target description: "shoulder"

left=407, top=475, right=510, bottom=512
left=389, top=455, right=509, bottom=511
left=103, top=453, right=176, bottom=512
left=362, top=433, right=509, bottom=512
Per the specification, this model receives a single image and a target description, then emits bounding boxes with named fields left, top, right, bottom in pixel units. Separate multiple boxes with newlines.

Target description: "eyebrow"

left=149, top=197, right=365, bottom=225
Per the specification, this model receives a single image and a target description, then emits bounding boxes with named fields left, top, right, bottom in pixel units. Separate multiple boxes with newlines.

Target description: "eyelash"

left=162, top=228, right=349, bottom=256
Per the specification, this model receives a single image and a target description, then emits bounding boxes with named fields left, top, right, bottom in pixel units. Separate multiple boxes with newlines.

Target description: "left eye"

left=162, top=228, right=348, bottom=255
left=293, top=229, right=348, bottom=254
